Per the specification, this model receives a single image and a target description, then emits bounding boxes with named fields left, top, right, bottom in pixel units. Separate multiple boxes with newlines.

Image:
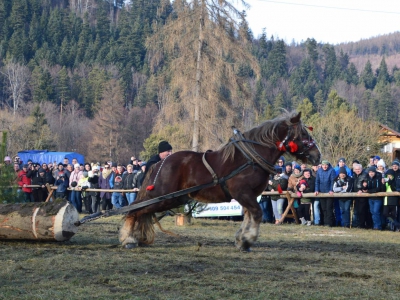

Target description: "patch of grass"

left=1, top=217, right=400, bottom=299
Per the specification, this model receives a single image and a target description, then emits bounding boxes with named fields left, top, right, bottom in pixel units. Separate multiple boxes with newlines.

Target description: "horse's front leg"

left=235, top=201, right=262, bottom=252
left=119, top=213, right=139, bottom=249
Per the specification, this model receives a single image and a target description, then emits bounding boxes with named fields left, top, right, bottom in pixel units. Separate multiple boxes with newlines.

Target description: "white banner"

left=192, top=199, right=243, bottom=217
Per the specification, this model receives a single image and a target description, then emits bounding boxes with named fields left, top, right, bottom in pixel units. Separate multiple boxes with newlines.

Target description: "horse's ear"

left=290, top=112, right=302, bottom=124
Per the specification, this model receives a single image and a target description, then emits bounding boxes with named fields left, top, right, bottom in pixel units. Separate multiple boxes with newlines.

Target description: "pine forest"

left=1, top=0, right=400, bottom=164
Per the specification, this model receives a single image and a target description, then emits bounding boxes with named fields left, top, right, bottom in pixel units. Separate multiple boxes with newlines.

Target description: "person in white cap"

left=4, top=156, right=11, bottom=165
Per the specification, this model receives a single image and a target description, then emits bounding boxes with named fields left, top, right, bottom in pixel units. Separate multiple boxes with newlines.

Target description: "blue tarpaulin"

left=17, top=150, right=85, bottom=165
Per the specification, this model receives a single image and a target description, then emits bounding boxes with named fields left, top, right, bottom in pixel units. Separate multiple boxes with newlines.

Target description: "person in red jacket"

left=17, top=164, right=34, bottom=202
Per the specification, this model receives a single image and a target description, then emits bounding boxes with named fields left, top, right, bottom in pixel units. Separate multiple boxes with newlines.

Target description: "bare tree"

left=88, top=79, right=126, bottom=162
left=147, top=0, right=259, bottom=152
left=1, top=61, right=31, bottom=115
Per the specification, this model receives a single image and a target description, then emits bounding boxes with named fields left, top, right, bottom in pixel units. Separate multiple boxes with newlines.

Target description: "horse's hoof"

left=240, top=247, right=252, bottom=253
left=124, top=243, right=137, bottom=249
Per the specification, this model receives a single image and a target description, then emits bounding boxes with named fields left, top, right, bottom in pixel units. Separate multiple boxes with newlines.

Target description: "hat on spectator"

left=338, top=157, right=346, bottom=163
left=28, top=159, right=32, bottom=163
left=294, top=165, right=301, bottom=171
left=285, top=162, right=292, bottom=167
left=339, top=167, right=347, bottom=175
left=158, top=141, right=172, bottom=153
left=58, top=162, right=63, bottom=166
left=321, top=160, right=330, bottom=165
left=111, top=162, right=117, bottom=167
left=278, top=156, right=285, bottom=163
left=23, top=164, right=29, bottom=168
left=74, top=163, right=80, bottom=168
left=367, top=166, right=376, bottom=173
left=386, top=169, right=395, bottom=177
left=392, top=161, right=400, bottom=167
left=4, top=156, right=11, bottom=162
left=377, top=159, right=386, bottom=168
left=38, top=168, right=45, bottom=173
left=374, top=155, right=381, bottom=160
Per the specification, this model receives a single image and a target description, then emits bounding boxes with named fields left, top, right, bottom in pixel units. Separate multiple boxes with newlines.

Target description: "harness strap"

left=202, top=151, right=218, bottom=185
left=202, top=151, right=234, bottom=200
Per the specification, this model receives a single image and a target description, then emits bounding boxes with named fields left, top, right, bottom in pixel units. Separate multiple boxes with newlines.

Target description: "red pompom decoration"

left=146, top=185, right=155, bottom=191
left=307, top=126, right=313, bottom=131
left=288, top=141, right=298, bottom=153
left=276, top=141, right=286, bottom=151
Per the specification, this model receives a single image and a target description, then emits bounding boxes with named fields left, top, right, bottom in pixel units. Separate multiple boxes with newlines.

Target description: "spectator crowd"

left=10, top=155, right=146, bottom=214
left=261, top=155, right=400, bottom=231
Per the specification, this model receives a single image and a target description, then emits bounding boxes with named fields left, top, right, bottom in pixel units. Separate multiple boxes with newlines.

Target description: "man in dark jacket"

left=353, top=163, right=370, bottom=228
left=315, top=160, right=336, bottom=226
left=141, top=141, right=172, bottom=185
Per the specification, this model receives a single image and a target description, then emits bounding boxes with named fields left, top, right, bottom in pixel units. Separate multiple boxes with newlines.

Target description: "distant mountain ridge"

left=336, top=32, right=400, bottom=72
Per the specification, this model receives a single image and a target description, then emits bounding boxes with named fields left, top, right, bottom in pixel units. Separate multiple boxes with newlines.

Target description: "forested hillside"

left=0, top=0, right=399, bottom=163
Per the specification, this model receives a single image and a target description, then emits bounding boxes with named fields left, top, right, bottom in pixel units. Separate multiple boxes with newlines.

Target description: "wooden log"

left=0, top=199, right=79, bottom=241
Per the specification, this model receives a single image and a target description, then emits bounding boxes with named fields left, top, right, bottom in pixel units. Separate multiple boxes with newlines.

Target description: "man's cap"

left=338, top=157, right=346, bottom=163
left=158, top=141, right=172, bottom=153
left=339, top=167, right=347, bottom=175
left=38, top=168, right=45, bottom=173
left=321, top=160, right=330, bottom=165
left=367, top=166, right=376, bottom=173
left=392, top=161, right=400, bottom=167
left=374, top=155, right=381, bottom=160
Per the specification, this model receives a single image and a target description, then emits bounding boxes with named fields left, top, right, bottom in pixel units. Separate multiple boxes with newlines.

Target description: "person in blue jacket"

left=315, top=160, right=336, bottom=227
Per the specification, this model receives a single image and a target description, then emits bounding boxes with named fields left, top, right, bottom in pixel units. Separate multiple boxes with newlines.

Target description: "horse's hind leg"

left=119, top=213, right=139, bottom=249
left=235, top=203, right=262, bottom=252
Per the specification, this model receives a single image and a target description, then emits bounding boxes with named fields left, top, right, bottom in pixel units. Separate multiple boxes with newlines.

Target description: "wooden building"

left=379, top=124, right=400, bottom=161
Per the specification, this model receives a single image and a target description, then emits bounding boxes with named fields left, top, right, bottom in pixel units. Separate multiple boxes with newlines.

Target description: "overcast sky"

left=242, top=0, right=400, bottom=44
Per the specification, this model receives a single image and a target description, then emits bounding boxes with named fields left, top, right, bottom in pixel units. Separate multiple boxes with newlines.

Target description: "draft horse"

left=120, top=111, right=321, bottom=251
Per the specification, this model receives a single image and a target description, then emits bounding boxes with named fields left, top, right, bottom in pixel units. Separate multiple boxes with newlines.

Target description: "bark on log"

left=0, top=199, right=79, bottom=241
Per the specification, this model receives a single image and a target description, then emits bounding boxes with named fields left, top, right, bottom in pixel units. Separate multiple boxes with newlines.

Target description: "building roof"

left=379, top=124, right=400, bottom=138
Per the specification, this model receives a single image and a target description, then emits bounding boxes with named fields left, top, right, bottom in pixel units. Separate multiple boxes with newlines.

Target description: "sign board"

left=192, top=199, right=243, bottom=217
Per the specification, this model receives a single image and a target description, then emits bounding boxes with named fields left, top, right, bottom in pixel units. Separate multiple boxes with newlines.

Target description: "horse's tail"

left=134, top=213, right=156, bottom=245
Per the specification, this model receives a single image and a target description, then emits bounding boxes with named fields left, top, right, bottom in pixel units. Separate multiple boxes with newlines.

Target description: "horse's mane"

left=221, top=110, right=303, bottom=162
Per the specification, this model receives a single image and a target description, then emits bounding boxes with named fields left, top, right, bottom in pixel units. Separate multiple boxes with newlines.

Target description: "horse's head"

left=279, top=112, right=321, bottom=166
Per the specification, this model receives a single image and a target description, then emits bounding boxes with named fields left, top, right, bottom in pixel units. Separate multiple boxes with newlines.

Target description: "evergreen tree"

left=264, top=40, right=287, bottom=80
left=359, top=60, right=376, bottom=90
left=376, top=57, right=390, bottom=84
left=374, top=81, right=396, bottom=128
left=305, top=38, right=318, bottom=63
left=346, top=63, right=359, bottom=85
left=28, top=105, right=56, bottom=149
left=57, top=66, right=70, bottom=110
left=31, top=65, right=54, bottom=103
